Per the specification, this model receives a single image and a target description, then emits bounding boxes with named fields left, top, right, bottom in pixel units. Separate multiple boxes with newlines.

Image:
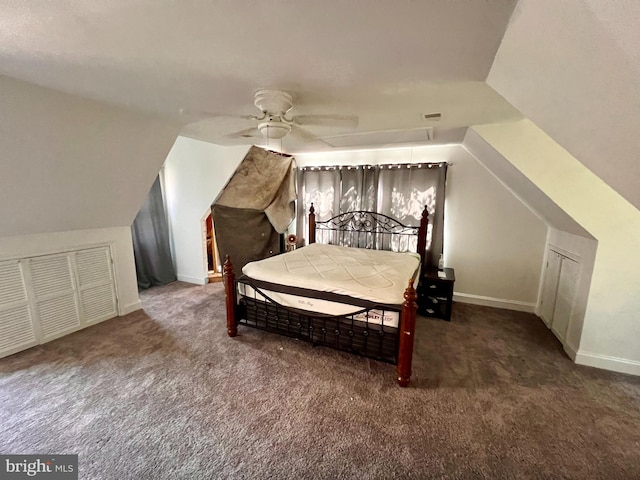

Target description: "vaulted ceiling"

left=1, top=0, right=638, bottom=211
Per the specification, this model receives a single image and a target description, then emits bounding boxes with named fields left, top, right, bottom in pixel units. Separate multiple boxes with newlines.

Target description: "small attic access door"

left=539, top=246, right=581, bottom=347
left=0, top=245, right=118, bottom=359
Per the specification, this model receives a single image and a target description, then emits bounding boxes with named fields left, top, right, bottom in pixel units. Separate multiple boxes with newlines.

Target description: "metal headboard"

left=308, top=204, right=429, bottom=258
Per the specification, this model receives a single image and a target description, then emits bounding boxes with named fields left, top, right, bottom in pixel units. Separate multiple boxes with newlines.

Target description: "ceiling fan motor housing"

left=254, top=89, right=294, bottom=116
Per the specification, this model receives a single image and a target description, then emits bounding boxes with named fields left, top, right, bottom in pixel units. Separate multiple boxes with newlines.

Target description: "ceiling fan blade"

left=285, top=126, right=332, bottom=151
left=226, top=127, right=259, bottom=139
left=291, top=114, right=359, bottom=128
left=291, top=124, right=319, bottom=141
left=179, top=108, right=257, bottom=121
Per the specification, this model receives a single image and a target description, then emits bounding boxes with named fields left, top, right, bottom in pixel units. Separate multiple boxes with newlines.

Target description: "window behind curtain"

left=296, top=163, right=447, bottom=267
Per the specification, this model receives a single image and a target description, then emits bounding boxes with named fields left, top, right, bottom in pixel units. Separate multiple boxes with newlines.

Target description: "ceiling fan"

left=184, top=89, right=359, bottom=146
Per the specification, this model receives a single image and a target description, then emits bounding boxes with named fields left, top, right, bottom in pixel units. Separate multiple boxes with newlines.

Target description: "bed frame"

left=223, top=204, right=429, bottom=387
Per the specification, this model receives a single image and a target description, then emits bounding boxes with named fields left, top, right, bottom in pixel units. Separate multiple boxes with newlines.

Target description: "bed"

left=223, top=204, right=429, bottom=387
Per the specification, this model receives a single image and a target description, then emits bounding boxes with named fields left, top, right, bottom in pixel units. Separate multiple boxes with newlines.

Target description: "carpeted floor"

left=1, top=281, right=639, bottom=479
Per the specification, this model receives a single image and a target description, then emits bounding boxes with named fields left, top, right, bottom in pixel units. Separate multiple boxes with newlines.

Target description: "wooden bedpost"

left=308, top=203, right=316, bottom=244
left=397, top=279, right=418, bottom=387
left=417, top=205, right=429, bottom=269
left=223, top=256, right=237, bottom=337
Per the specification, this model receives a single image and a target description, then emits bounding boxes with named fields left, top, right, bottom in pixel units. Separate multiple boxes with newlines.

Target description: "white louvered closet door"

left=0, top=260, right=37, bottom=357
left=0, top=246, right=119, bottom=359
left=75, top=247, right=118, bottom=325
left=28, top=254, right=81, bottom=342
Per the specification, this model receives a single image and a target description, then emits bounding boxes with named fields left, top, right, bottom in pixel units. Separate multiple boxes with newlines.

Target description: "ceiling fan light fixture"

left=258, top=121, right=291, bottom=139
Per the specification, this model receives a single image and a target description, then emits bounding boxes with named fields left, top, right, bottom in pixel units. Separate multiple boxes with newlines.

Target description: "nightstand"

left=417, top=267, right=455, bottom=321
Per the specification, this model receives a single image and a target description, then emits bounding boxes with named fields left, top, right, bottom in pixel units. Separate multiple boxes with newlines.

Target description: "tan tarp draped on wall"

left=212, top=146, right=296, bottom=273
left=215, top=146, right=296, bottom=233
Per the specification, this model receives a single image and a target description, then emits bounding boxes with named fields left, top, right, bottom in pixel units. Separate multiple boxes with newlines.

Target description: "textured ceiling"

left=0, top=0, right=520, bottom=152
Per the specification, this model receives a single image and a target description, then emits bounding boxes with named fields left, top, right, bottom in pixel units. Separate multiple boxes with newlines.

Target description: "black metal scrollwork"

left=316, top=211, right=418, bottom=236
left=315, top=211, right=420, bottom=252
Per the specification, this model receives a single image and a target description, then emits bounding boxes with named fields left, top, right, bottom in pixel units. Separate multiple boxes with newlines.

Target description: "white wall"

left=295, top=144, right=547, bottom=310
left=0, top=227, right=141, bottom=315
left=473, top=119, right=640, bottom=375
left=463, top=128, right=597, bottom=356
left=445, top=147, right=546, bottom=309
left=163, top=137, right=249, bottom=284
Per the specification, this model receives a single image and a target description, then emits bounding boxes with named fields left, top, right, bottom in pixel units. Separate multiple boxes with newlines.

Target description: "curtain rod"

left=297, top=162, right=452, bottom=171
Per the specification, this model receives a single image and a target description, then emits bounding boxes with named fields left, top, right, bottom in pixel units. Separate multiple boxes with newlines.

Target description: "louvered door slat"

left=81, top=284, right=117, bottom=324
left=29, top=253, right=80, bottom=341
left=30, top=256, right=74, bottom=297
left=76, top=248, right=112, bottom=287
left=0, top=305, right=36, bottom=355
left=0, top=261, right=36, bottom=357
left=0, top=261, right=27, bottom=307
left=37, top=295, right=80, bottom=340
left=75, top=247, right=117, bottom=325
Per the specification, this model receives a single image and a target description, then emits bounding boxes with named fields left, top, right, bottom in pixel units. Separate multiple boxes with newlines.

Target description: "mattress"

left=239, top=243, right=421, bottom=326
left=238, top=283, right=401, bottom=327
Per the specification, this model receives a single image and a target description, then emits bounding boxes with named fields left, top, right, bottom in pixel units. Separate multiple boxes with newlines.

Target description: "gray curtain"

left=339, top=165, right=379, bottom=213
left=296, top=166, right=378, bottom=241
left=131, top=176, right=176, bottom=289
left=296, top=163, right=447, bottom=267
left=377, top=163, right=447, bottom=267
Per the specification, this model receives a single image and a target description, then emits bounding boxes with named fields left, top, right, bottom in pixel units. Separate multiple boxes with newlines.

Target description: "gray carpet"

left=1, top=281, right=639, bottom=479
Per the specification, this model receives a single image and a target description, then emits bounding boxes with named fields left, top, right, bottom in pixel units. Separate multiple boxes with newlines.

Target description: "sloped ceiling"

left=463, top=128, right=592, bottom=238
left=488, top=0, right=640, bottom=210
left=1, top=0, right=638, bottom=229
left=0, top=0, right=520, bottom=151
left=0, top=76, right=181, bottom=237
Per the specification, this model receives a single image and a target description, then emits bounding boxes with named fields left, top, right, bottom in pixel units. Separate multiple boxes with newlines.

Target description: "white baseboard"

left=563, top=341, right=578, bottom=361
left=119, top=300, right=142, bottom=316
left=574, top=350, right=640, bottom=376
left=177, top=274, right=207, bottom=285
left=453, top=292, right=536, bottom=313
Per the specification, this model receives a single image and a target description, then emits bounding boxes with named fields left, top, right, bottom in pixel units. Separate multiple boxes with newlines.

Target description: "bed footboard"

left=236, top=276, right=401, bottom=364
left=222, top=257, right=419, bottom=386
